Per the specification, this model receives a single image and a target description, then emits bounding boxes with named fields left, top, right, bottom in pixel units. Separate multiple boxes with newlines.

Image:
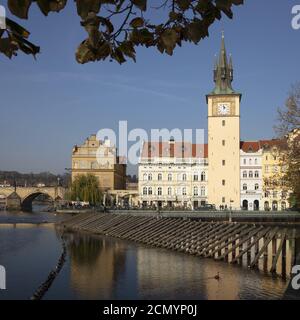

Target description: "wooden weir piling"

left=60, top=213, right=298, bottom=278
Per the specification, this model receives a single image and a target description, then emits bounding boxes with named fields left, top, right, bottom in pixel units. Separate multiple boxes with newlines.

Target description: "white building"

left=138, top=140, right=208, bottom=209
left=240, top=142, right=263, bottom=211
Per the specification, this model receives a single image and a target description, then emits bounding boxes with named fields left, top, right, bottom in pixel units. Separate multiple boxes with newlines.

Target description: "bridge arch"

left=21, top=192, right=54, bottom=212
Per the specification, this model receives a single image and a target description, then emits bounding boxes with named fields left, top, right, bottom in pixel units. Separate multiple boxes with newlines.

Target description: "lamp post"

left=229, top=199, right=234, bottom=223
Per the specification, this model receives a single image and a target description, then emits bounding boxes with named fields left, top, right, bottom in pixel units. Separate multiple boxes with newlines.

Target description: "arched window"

left=249, top=171, right=253, bottom=178
left=182, top=187, right=187, bottom=196
left=168, top=187, right=172, bottom=196
left=143, top=173, right=147, bottom=181
left=249, top=159, right=252, bottom=165
left=255, top=171, right=259, bottom=178
left=243, top=171, right=247, bottom=178
left=255, top=159, right=258, bottom=165
left=194, top=174, right=198, bottom=181
left=255, top=184, right=259, bottom=191
left=148, top=187, right=153, bottom=195
left=148, top=174, right=152, bottom=181
left=182, top=174, right=187, bottom=181
left=201, top=186, right=206, bottom=196
left=243, top=184, right=247, bottom=191
left=201, top=172, right=206, bottom=182
left=158, top=173, right=162, bottom=181
left=168, top=174, right=172, bottom=181
left=194, top=187, right=198, bottom=196
left=158, top=187, right=162, bottom=196
left=243, top=159, right=246, bottom=165
left=143, top=187, right=147, bottom=195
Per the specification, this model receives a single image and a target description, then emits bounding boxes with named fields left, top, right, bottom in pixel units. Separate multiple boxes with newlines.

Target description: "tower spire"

left=211, top=32, right=236, bottom=95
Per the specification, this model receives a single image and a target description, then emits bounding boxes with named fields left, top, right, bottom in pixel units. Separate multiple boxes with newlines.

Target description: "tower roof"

left=209, top=32, right=239, bottom=96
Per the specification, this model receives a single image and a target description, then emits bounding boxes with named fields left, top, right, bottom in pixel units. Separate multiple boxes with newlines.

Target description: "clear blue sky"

left=0, top=0, right=299, bottom=175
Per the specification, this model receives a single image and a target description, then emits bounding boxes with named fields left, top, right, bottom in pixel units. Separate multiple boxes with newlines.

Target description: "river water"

left=0, top=209, right=293, bottom=300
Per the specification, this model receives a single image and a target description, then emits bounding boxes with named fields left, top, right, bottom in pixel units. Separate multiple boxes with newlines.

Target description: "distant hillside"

left=0, top=171, right=70, bottom=187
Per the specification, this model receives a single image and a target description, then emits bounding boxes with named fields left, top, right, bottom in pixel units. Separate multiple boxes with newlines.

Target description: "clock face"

left=218, top=103, right=230, bottom=115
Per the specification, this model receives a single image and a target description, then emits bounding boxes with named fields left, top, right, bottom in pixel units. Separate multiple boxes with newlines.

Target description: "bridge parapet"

left=0, top=186, right=66, bottom=211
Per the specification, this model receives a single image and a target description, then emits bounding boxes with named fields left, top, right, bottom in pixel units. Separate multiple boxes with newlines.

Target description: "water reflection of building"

left=136, top=247, right=240, bottom=300
left=67, top=233, right=127, bottom=299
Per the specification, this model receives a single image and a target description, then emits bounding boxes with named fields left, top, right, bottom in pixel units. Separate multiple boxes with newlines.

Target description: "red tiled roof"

left=240, top=141, right=260, bottom=153
left=259, top=139, right=287, bottom=150
left=141, top=138, right=288, bottom=159
left=141, top=142, right=208, bottom=159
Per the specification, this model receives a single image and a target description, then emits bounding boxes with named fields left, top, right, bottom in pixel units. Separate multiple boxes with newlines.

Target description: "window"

left=222, top=160, right=226, bottom=166
left=143, top=173, right=148, bottom=181
left=194, top=174, right=198, bottom=181
left=148, top=187, right=153, bottom=195
left=255, top=159, right=258, bottom=165
left=182, top=174, right=187, bottom=181
left=194, top=187, right=198, bottom=196
left=148, top=174, right=152, bottom=181
left=201, top=186, right=206, bottom=197
left=255, top=184, right=259, bottom=191
left=158, top=187, right=162, bottom=196
left=243, top=184, right=247, bottom=191
left=143, top=187, right=147, bottom=195
left=266, top=156, right=268, bottom=161
left=255, top=171, right=259, bottom=178
left=91, top=161, right=98, bottom=169
left=168, top=174, right=172, bottom=181
left=158, top=173, right=162, bottom=181
left=243, top=171, right=247, bottom=178
left=222, top=180, right=226, bottom=186
left=249, top=171, right=253, bottom=178
left=265, top=165, right=269, bottom=173
left=222, top=140, right=226, bottom=146
left=222, top=197, right=226, bottom=203
left=249, top=159, right=252, bottom=165
left=222, top=120, right=226, bottom=127
left=168, top=187, right=172, bottom=196
left=201, top=172, right=206, bottom=182
left=182, top=187, right=187, bottom=196
left=243, top=159, right=246, bottom=165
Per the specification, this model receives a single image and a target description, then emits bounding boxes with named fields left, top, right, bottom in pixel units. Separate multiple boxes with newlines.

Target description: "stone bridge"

left=0, top=186, right=66, bottom=211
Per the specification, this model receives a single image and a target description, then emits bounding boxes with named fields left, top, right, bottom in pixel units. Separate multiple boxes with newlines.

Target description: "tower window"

left=222, top=197, right=226, bottom=203
left=222, top=140, right=225, bottom=146
left=222, top=120, right=226, bottom=127
left=222, top=160, right=226, bottom=166
left=222, top=180, right=226, bottom=186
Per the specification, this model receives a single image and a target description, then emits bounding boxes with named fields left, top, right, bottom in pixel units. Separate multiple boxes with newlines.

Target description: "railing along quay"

left=60, top=213, right=300, bottom=279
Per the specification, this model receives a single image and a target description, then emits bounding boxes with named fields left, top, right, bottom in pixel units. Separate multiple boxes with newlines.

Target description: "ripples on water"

left=0, top=211, right=291, bottom=300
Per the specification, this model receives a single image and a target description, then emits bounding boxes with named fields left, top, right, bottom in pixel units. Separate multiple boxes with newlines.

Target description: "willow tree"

left=275, top=84, right=300, bottom=208
left=1, top=0, right=244, bottom=63
left=70, top=174, right=102, bottom=205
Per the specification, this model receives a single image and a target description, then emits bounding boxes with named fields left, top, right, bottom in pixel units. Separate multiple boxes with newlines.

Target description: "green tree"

left=1, top=0, right=244, bottom=64
left=70, top=174, right=102, bottom=205
left=275, top=84, right=300, bottom=209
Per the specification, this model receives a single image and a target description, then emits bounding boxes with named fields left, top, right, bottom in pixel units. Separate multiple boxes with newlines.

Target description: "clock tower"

left=206, top=33, right=241, bottom=210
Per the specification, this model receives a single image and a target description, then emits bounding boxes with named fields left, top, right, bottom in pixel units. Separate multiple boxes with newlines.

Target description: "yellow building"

left=261, top=139, right=289, bottom=211
left=72, top=134, right=126, bottom=191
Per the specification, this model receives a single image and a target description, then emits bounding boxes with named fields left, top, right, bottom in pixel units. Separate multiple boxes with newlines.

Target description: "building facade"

left=240, top=142, right=263, bottom=211
left=138, top=141, right=208, bottom=209
left=72, top=135, right=126, bottom=191
left=261, top=139, right=289, bottom=211
left=138, top=35, right=292, bottom=211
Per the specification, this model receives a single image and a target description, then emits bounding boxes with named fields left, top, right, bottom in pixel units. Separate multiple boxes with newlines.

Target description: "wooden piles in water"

left=61, top=213, right=295, bottom=278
